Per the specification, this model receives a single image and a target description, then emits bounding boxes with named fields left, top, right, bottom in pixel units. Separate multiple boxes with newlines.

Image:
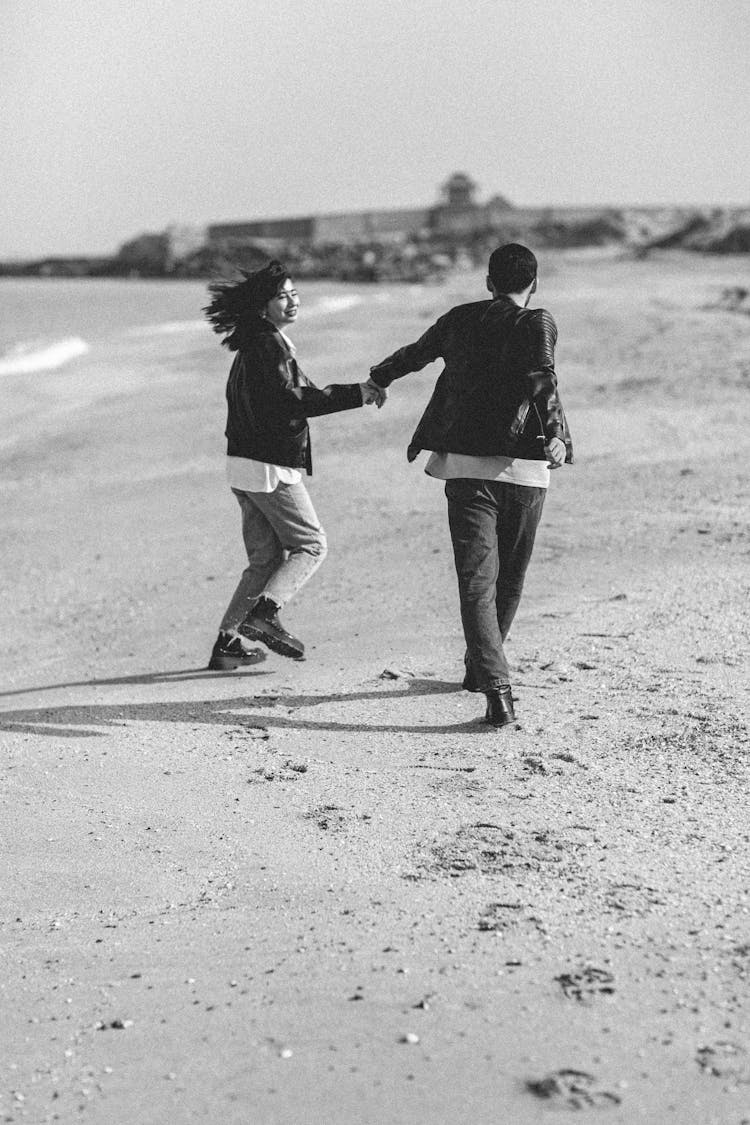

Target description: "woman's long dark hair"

left=203, top=259, right=290, bottom=350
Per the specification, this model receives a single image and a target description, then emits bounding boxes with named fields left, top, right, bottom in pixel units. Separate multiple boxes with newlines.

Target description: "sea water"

left=0, top=277, right=367, bottom=378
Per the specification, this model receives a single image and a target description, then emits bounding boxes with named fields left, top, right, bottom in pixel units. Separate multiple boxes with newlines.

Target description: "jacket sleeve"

left=368, top=315, right=447, bottom=388
left=523, top=309, right=566, bottom=442
left=254, top=338, right=363, bottom=419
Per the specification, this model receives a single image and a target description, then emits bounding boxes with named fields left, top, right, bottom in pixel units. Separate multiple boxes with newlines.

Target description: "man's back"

left=369, top=294, right=567, bottom=462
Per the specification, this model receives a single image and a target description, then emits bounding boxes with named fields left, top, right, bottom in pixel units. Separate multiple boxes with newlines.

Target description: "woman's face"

left=263, top=279, right=300, bottom=329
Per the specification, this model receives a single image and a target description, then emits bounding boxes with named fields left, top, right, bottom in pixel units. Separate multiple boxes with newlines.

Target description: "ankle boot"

left=238, top=597, right=305, bottom=660
left=485, top=685, right=515, bottom=727
left=207, top=631, right=266, bottom=671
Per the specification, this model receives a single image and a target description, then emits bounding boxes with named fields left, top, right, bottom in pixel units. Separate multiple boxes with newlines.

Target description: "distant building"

left=209, top=216, right=317, bottom=251
left=207, top=173, right=722, bottom=261
left=441, top=172, right=478, bottom=209
left=207, top=174, right=514, bottom=251
left=108, top=176, right=750, bottom=282
left=207, top=208, right=431, bottom=252
left=432, top=172, right=489, bottom=236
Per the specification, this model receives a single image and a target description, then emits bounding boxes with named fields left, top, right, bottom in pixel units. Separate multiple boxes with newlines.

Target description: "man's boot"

left=238, top=597, right=305, bottom=660
left=485, top=685, right=515, bottom=727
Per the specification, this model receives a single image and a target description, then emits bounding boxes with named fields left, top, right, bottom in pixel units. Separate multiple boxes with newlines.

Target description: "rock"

left=379, top=667, right=415, bottom=680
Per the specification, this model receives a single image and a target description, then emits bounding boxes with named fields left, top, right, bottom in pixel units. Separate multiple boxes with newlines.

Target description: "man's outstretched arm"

left=367, top=316, right=447, bottom=389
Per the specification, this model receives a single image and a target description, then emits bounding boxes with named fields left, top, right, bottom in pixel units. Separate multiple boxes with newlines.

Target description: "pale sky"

left=1, top=0, right=748, bottom=258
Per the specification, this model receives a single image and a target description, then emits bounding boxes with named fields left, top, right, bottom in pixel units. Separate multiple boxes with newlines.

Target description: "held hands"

left=544, top=437, right=566, bottom=469
left=360, top=377, right=388, bottom=409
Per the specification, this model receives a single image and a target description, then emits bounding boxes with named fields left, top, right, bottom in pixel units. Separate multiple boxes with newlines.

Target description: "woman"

left=204, top=259, right=383, bottom=669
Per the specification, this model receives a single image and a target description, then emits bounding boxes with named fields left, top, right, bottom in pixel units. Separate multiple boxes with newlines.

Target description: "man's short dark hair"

left=488, top=243, right=537, bottom=293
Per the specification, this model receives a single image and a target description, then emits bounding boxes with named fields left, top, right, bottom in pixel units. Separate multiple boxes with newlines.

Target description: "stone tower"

left=440, top=172, right=479, bottom=209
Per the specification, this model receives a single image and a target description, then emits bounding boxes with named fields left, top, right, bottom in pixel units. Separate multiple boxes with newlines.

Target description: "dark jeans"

left=445, top=478, right=546, bottom=691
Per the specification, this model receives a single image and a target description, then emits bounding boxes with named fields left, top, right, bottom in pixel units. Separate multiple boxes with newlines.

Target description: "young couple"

left=203, top=244, right=572, bottom=729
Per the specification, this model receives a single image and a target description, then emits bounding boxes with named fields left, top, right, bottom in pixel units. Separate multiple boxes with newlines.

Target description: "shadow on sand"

left=0, top=665, right=276, bottom=698
left=0, top=673, right=488, bottom=738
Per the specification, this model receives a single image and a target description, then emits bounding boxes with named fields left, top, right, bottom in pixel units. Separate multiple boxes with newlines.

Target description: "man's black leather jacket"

left=369, top=295, right=573, bottom=464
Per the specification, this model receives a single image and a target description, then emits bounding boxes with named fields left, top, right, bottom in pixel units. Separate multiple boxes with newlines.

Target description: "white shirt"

left=226, top=457, right=302, bottom=492
left=225, top=326, right=303, bottom=493
left=425, top=451, right=550, bottom=488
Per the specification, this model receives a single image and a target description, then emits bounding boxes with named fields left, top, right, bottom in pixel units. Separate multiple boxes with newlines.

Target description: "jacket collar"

left=275, top=326, right=296, bottom=356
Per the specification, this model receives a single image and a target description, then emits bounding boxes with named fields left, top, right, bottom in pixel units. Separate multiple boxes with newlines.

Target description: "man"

left=367, top=244, right=573, bottom=728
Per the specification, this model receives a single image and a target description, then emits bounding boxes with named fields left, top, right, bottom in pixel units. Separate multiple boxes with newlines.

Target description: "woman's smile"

left=265, top=279, right=300, bottom=328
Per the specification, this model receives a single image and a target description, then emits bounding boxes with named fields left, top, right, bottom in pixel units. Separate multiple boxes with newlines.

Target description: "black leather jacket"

left=369, top=295, right=573, bottom=464
left=225, top=322, right=363, bottom=473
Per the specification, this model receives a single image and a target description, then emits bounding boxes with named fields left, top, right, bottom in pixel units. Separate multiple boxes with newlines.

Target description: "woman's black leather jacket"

left=224, top=322, right=363, bottom=473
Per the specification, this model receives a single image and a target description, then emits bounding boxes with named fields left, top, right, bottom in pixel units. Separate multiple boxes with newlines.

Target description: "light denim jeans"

left=219, top=482, right=327, bottom=632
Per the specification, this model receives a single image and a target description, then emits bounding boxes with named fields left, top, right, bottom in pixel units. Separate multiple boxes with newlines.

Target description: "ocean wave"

left=128, top=319, right=207, bottom=337
left=0, top=336, right=90, bottom=376
left=305, top=295, right=363, bottom=316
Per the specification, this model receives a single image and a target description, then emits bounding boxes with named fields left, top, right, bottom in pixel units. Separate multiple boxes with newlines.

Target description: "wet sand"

left=2, top=252, right=749, bottom=1123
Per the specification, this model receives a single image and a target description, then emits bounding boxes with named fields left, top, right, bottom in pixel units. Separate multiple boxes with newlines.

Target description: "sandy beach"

left=2, top=251, right=749, bottom=1124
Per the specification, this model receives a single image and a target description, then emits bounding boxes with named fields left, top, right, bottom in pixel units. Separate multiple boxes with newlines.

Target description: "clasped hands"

left=360, top=377, right=388, bottom=408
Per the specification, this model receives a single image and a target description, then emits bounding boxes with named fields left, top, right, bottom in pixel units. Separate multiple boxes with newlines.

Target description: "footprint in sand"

left=696, top=1040, right=748, bottom=1080
left=525, top=1069, right=621, bottom=1110
left=304, top=804, right=348, bottom=832
left=555, top=965, right=616, bottom=1002
left=477, top=901, right=525, bottom=933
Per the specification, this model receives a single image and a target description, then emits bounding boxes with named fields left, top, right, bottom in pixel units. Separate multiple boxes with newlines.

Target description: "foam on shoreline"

left=0, top=337, right=90, bottom=376
left=127, top=319, right=207, bottom=337
left=304, top=295, right=364, bottom=316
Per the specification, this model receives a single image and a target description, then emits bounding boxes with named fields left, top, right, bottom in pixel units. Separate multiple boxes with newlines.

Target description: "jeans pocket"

left=511, top=484, right=546, bottom=510
left=445, top=478, right=477, bottom=502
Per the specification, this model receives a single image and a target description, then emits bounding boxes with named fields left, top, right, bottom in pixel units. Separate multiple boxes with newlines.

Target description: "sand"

left=1, top=251, right=749, bottom=1124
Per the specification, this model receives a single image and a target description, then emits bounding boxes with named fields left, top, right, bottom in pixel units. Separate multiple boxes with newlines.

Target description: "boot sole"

left=207, top=649, right=267, bottom=671
left=240, top=625, right=305, bottom=660
left=208, top=655, right=241, bottom=670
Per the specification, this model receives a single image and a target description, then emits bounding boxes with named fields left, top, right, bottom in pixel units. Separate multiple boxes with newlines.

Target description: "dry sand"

left=1, top=252, right=749, bottom=1123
